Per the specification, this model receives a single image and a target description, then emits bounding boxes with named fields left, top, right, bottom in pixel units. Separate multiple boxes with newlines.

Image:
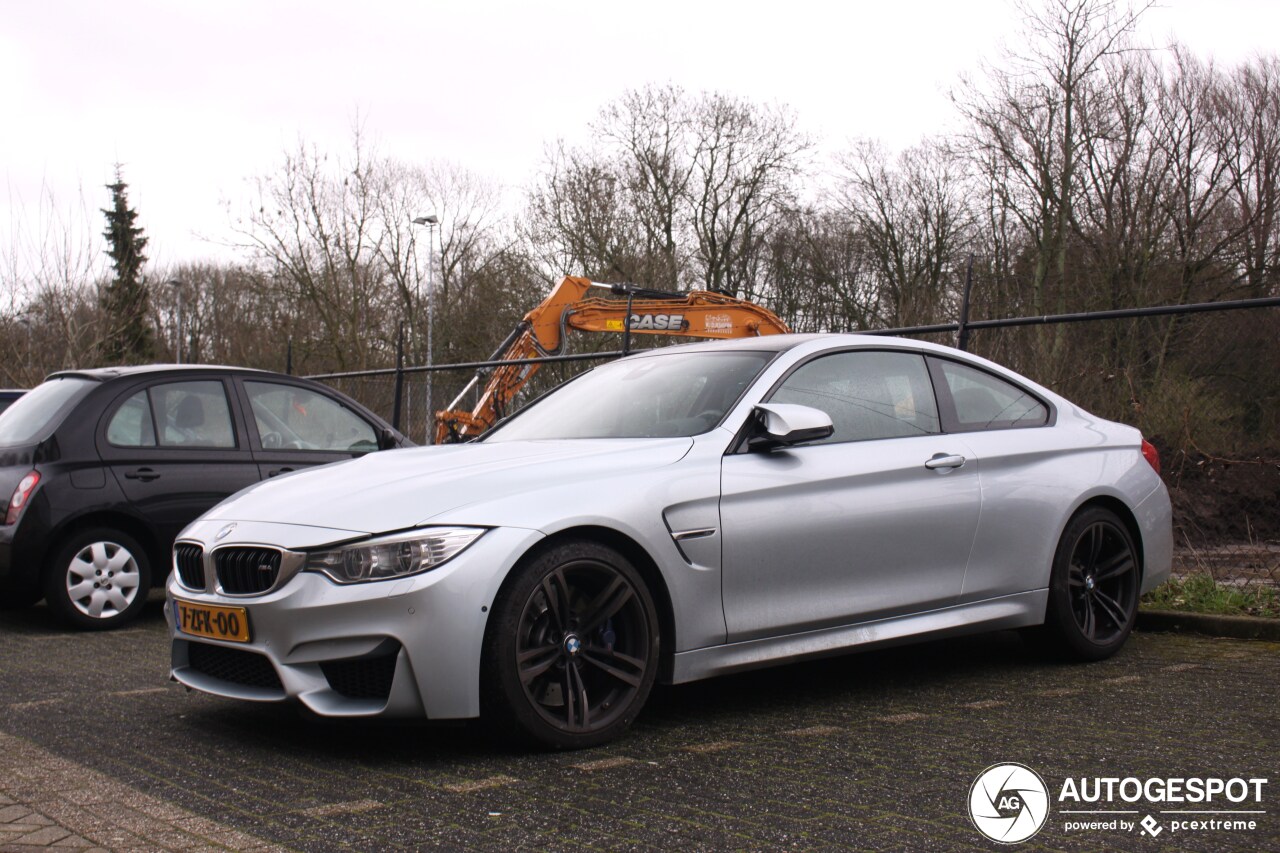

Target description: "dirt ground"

left=1158, top=446, right=1280, bottom=587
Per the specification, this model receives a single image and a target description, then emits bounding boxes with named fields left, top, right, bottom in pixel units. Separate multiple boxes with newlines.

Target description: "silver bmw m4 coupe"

left=168, top=334, right=1172, bottom=748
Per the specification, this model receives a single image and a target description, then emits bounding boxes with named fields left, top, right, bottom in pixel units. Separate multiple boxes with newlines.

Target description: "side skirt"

left=670, top=589, right=1049, bottom=684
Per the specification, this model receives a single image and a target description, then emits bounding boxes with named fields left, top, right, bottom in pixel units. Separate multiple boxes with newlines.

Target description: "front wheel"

left=43, top=528, right=151, bottom=631
left=1038, top=508, right=1140, bottom=660
left=482, top=540, right=660, bottom=749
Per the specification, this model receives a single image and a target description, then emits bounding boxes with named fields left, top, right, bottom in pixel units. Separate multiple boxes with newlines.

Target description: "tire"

left=481, top=540, right=660, bottom=750
left=43, top=528, right=151, bottom=631
left=0, top=583, right=42, bottom=611
left=1037, top=507, right=1140, bottom=661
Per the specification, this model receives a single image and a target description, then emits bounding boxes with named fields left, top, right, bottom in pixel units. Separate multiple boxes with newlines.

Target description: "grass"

left=1142, top=573, right=1280, bottom=619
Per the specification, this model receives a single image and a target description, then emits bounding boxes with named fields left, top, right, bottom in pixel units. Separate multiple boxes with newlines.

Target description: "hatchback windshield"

left=485, top=351, right=773, bottom=441
left=0, top=377, right=95, bottom=446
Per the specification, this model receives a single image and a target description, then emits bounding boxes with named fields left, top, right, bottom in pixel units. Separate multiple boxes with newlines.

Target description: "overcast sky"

left=3, top=0, right=1278, bottom=272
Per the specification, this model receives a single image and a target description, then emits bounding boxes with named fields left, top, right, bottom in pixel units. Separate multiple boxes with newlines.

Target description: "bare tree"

left=1222, top=55, right=1280, bottom=297
left=835, top=139, right=973, bottom=327
left=955, top=0, right=1152, bottom=324
left=527, top=86, right=810, bottom=296
left=233, top=131, right=397, bottom=372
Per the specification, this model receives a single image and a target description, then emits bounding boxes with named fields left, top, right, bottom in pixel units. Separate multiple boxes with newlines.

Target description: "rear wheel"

left=1039, top=508, right=1140, bottom=660
left=482, top=540, right=659, bottom=749
left=43, top=528, right=151, bottom=631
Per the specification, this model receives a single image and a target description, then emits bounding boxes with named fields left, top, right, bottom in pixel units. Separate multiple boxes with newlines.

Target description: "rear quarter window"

left=932, top=358, right=1049, bottom=431
left=0, top=378, right=95, bottom=446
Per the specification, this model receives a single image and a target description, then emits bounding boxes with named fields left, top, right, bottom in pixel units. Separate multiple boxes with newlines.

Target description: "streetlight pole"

left=411, top=215, right=439, bottom=443
left=16, top=314, right=33, bottom=378
left=167, top=279, right=184, bottom=364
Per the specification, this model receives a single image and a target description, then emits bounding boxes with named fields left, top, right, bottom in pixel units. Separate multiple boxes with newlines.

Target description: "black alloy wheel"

left=483, top=540, right=659, bottom=749
left=1040, top=507, right=1140, bottom=660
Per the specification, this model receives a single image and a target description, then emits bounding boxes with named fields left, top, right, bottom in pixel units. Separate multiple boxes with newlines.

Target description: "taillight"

left=1141, top=439, right=1161, bottom=476
left=6, top=471, right=40, bottom=525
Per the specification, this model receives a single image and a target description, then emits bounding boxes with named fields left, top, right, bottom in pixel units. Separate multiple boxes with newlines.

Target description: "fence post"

left=622, top=293, right=634, bottom=355
left=286, top=338, right=293, bottom=375
left=391, top=323, right=405, bottom=432
left=957, top=254, right=975, bottom=352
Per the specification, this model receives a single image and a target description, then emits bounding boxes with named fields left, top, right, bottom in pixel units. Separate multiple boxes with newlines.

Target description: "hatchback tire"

left=482, top=540, right=660, bottom=750
left=1038, top=507, right=1140, bottom=661
left=43, top=528, right=151, bottom=630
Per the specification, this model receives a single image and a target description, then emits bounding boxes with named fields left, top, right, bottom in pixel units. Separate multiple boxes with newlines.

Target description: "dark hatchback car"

left=0, top=365, right=409, bottom=629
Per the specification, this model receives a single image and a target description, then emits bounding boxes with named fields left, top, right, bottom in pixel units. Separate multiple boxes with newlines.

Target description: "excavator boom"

left=434, top=276, right=788, bottom=443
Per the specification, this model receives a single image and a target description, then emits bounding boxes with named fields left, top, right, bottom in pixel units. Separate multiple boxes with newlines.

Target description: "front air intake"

left=187, top=643, right=282, bottom=690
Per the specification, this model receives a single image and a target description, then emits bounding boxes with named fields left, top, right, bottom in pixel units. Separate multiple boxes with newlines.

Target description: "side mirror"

left=377, top=428, right=400, bottom=451
left=747, top=403, right=834, bottom=451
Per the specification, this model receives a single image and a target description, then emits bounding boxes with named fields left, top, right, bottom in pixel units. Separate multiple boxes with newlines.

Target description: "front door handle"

left=268, top=467, right=295, bottom=478
left=924, top=454, right=966, bottom=470
left=123, top=467, right=160, bottom=482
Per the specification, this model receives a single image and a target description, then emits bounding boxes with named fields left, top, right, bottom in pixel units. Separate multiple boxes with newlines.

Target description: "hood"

left=203, top=437, right=694, bottom=534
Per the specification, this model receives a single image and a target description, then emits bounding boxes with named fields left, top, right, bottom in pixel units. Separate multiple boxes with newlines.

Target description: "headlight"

left=304, top=527, right=486, bottom=584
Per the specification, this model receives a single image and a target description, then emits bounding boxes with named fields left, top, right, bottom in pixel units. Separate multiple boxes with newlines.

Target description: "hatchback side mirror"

left=377, top=428, right=399, bottom=451
left=747, top=403, right=834, bottom=451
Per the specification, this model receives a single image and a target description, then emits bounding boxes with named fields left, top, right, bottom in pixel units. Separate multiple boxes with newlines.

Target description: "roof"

left=46, top=364, right=277, bottom=383
left=626, top=332, right=902, bottom=356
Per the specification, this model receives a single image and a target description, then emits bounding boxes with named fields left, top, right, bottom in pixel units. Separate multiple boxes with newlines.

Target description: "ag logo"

left=968, top=763, right=1050, bottom=844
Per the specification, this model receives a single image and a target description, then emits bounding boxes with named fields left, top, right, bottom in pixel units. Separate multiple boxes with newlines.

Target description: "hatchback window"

left=770, top=351, right=940, bottom=443
left=151, top=381, right=237, bottom=448
left=935, top=359, right=1048, bottom=430
left=244, top=382, right=377, bottom=452
left=106, top=391, right=157, bottom=447
left=0, top=377, right=94, bottom=446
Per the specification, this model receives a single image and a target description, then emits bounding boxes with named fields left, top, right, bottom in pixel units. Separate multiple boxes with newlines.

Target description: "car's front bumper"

left=167, top=523, right=544, bottom=720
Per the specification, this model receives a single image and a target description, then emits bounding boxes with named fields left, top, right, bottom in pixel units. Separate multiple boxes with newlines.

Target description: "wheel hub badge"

left=1085, top=575, right=1096, bottom=592
left=563, top=634, right=582, bottom=656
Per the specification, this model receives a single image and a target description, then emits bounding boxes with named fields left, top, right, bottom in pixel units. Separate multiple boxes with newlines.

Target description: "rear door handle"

left=924, top=454, right=966, bottom=470
left=268, top=467, right=295, bottom=478
left=123, top=467, right=160, bottom=482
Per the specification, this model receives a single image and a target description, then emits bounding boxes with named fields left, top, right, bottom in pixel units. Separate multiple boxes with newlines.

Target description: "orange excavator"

left=433, top=276, right=790, bottom=443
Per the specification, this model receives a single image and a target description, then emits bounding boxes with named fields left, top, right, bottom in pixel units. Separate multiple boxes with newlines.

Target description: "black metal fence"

left=309, top=296, right=1280, bottom=592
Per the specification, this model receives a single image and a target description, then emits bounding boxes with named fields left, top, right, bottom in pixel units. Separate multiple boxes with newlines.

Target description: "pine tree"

left=100, top=171, right=155, bottom=363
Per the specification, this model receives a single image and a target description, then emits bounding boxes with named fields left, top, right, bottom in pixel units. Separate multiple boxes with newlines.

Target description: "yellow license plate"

left=174, top=600, right=251, bottom=643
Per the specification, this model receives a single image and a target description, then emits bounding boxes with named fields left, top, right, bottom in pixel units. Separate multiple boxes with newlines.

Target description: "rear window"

left=0, top=377, right=95, bottom=446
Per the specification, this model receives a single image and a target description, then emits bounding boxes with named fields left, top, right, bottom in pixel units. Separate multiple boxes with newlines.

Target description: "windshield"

left=485, top=350, right=773, bottom=441
left=0, top=377, right=95, bottom=446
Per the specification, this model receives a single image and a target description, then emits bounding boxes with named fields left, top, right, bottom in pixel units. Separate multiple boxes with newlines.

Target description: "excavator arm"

left=434, top=276, right=789, bottom=443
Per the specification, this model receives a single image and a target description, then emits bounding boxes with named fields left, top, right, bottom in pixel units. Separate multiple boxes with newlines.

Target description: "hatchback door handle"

left=924, top=454, right=966, bottom=470
left=268, top=467, right=295, bottom=478
left=123, top=467, right=160, bottom=482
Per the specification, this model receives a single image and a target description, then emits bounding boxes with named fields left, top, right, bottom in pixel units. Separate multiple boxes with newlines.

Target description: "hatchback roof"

left=46, top=364, right=277, bottom=383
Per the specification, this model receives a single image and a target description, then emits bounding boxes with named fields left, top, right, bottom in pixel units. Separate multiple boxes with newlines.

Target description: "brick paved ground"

left=1, top=598, right=1276, bottom=851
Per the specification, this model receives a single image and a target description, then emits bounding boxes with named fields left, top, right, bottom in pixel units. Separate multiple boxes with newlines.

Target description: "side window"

left=934, top=359, right=1048, bottom=430
left=106, top=391, right=157, bottom=447
left=244, top=382, right=377, bottom=452
left=151, top=381, right=237, bottom=448
left=769, top=350, right=940, bottom=444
